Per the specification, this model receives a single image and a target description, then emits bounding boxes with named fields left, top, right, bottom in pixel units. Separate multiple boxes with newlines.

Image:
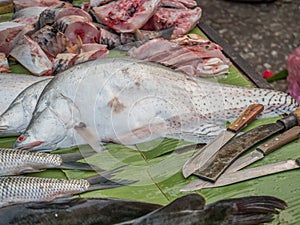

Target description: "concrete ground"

left=198, top=0, right=300, bottom=90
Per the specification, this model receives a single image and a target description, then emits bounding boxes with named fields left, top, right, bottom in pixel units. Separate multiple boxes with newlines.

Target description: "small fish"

left=0, top=197, right=161, bottom=225
left=119, top=194, right=287, bottom=225
left=0, top=78, right=51, bottom=137
left=0, top=148, right=102, bottom=176
left=0, top=167, right=133, bottom=208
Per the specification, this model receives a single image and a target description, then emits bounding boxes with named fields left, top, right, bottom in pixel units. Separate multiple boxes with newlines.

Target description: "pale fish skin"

left=0, top=171, right=129, bottom=207
left=0, top=78, right=52, bottom=137
left=13, top=57, right=299, bottom=151
left=0, top=74, right=51, bottom=115
left=0, top=148, right=99, bottom=176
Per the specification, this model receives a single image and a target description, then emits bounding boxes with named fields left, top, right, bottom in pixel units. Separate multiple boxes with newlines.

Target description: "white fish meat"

left=13, top=57, right=299, bottom=151
left=10, top=35, right=53, bottom=76
left=0, top=73, right=51, bottom=115
left=0, top=78, right=52, bottom=137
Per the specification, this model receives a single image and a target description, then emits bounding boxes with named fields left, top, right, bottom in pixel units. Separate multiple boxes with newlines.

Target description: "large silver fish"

left=0, top=78, right=51, bottom=137
left=0, top=148, right=101, bottom=176
left=0, top=168, right=132, bottom=208
left=13, top=57, right=299, bottom=151
left=0, top=74, right=51, bottom=115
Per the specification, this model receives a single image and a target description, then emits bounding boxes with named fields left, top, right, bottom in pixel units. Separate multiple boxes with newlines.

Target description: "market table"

left=0, top=1, right=299, bottom=224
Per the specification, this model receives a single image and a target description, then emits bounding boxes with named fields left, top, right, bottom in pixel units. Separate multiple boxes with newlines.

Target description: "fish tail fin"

left=59, top=149, right=104, bottom=171
left=86, top=166, right=136, bottom=191
left=58, top=161, right=103, bottom=172
left=203, top=196, right=287, bottom=224
left=60, top=149, right=97, bottom=162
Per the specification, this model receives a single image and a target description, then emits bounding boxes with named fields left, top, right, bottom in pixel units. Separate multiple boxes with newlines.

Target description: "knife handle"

left=257, top=126, right=300, bottom=155
left=228, top=104, right=264, bottom=132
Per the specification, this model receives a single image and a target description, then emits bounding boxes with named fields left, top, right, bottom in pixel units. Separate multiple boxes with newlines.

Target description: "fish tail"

left=60, top=149, right=97, bottom=162
left=86, top=166, right=136, bottom=191
left=204, top=195, right=287, bottom=224
left=58, top=161, right=103, bottom=172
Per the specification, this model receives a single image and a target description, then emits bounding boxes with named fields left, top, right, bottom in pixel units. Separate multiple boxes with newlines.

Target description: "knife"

left=182, top=104, right=264, bottom=178
left=226, top=125, right=300, bottom=173
left=181, top=125, right=300, bottom=191
left=192, top=107, right=300, bottom=182
left=181, top=157, right=300, bottom=191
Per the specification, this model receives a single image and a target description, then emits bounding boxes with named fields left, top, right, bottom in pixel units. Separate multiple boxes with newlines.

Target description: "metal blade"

left=225, top=150, right=264, bottom=173
left=182, top=129, right=233, bottom=178
left=181, top=158, right=300, bottom=191
left=182, top=104, right=264, bottom=178
left=225, top=126, right=300, bottom=173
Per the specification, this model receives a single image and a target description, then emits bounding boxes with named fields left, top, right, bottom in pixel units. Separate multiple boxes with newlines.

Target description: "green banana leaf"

left=1, top=3, right=299, bottom=224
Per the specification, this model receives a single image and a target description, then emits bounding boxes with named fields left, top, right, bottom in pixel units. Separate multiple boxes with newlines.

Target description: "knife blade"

left=181, top=157, right=300, bottom=191
left=192, top=107, right=300, bottom=182
left=226, top=125, right=300, bottom=173
left=182, top=104, right=264, bottom=178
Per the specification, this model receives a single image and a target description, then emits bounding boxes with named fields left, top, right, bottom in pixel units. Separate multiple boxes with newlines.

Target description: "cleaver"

left=182, top=104, right=264, bottom=178
left=191, top=107, right=300, bottom=182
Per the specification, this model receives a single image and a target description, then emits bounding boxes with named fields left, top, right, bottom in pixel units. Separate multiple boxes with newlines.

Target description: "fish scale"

left=13, top=57, right=299, bottom=151
left=0, top=176, right=90, bottom=207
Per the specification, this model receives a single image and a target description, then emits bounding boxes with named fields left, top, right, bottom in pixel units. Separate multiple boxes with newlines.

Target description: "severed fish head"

left=13, top=90, right=81, bottom=152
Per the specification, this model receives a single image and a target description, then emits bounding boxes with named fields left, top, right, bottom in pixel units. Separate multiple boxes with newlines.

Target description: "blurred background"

left=197, top=0, right=300, bottom=91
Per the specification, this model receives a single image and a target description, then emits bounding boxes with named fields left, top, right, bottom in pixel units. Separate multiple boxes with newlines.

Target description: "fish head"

left=13, top=90, right=81, bottom=152
left=13, top=107, right=70, bottom=151
left=0, top=100, right=27, bottom=137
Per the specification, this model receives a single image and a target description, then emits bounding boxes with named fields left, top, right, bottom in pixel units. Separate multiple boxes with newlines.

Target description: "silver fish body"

left=0, top=74, right=51, bottom=115
left=0, top=148, right=99, bottom=176
left=14, top=57, right=299, bottom=151
left=0, top=170, right=129, bottom=207
left=0, top=78, right=52, bottom=137
left=0, top=176, right=89, bottom=208
left=0, top=148, right=61, bottom=176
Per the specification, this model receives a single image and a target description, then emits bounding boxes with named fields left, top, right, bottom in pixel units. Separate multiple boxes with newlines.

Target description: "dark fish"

left=31, top=25, right=72, bottom=57
left=119, top=194, right=287, bottom=225
left=0, top=197, right=161, bottom=225
left=0, top=148, right=102, bottom=176
left=0, top=167, right=133, bottom=207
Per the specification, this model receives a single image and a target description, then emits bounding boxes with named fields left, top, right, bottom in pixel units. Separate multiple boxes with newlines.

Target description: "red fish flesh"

left=129, top=37, right=231, bottom=77
left=0, top=22, right=30, bottom=55
left=13, top=0, right=71, bottom=11
left=54, top=15, right=99, bottom=44
left=92, top=0, right=161, bottom=32
left=142, top=7, right=202, bottom=38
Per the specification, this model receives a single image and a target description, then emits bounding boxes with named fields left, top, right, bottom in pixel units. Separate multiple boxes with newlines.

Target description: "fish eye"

left=16, top=134, right=27, bottom=143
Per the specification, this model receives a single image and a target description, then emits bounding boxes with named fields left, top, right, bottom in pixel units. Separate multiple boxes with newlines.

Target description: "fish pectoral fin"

left=74, top=122, right=104, bottom=153
left=111, top=122, right=170, bottom=145
left=18, top=166, right=45, bottom=174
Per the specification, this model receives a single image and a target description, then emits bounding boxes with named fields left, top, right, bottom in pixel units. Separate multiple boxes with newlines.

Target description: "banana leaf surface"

left=0, top=2, right=299, bottom=224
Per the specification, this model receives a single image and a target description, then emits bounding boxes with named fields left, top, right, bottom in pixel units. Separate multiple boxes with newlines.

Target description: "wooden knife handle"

left=257, top=126, right=300, bottom=155
left=227, top=104, right=264, bottom=133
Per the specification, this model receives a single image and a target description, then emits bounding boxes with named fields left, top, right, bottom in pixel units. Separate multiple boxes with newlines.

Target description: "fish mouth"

left=0, top=125, right=9, bottom=131
left=15, top=141, right=45, bottom=151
